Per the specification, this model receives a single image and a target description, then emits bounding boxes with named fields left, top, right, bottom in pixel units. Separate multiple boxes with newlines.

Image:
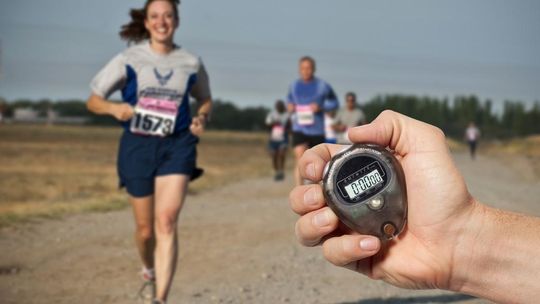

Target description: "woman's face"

left=145, top=0, right=178, bottom=44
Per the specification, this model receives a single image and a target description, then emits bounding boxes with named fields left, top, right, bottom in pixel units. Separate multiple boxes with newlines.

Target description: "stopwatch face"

left=322, top=144, right=407, bottom=240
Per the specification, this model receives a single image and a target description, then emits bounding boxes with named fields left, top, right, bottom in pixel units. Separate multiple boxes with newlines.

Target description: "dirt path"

left=1, top=152, right=539, bottom=304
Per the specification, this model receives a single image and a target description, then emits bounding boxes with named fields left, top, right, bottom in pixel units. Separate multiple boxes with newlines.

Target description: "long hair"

left=119, top=0, right=180, bottom=44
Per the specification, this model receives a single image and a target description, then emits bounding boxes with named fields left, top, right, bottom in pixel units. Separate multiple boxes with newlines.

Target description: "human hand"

left=111, top=103, right=134, bottom=121
left=310, top=102, right=320, bottom=113
left=190, top=115, right=206, bottom=137
left=287, top=103, right=296, bottom=113
left=289, top=110, right=479, bottom=290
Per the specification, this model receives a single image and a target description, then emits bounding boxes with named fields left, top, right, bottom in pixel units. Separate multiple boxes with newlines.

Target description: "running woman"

left=287, top=56, right=339, bottom=185
left=265, top=100, right=290, bottom=181
left=86, top=1, right=211, bottom=303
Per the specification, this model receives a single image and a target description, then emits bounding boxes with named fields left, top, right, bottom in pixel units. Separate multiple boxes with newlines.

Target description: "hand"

left=111, top=103, right=134, bottom=121
left=310, top=102, right=320, bottom=113
left=190, top=115, right=206, bottom=137
left=289, top=110, right=479, bottom=290
left=287, top=103, right=296, bottom=113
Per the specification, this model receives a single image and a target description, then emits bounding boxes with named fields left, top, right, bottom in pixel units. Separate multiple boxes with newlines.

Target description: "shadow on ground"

left=338, top=293, right=476, bottom=304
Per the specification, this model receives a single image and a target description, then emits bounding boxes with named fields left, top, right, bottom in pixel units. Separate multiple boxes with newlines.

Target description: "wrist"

left=197, top=112, right=209, bottom=125
left=106, top=102, right=118, bottom=117
left=447, top=198, right=489, bottom=293
left=449, top=201, right=540, bottom=302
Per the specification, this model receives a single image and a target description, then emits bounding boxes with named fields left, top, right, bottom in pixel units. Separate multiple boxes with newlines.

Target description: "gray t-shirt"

left=335, top=108, right=366, bottom=143
left=90, top=41, right=211, bottom=133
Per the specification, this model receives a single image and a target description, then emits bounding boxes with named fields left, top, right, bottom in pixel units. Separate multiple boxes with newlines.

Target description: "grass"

left=481, top=135, right=540, bottom=178
left=0, top=124, right=272, bottom=227
left=2, top=123, right=534, bottom=227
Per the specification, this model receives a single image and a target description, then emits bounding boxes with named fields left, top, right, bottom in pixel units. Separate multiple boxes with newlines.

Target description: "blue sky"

left=1, top=0, right=539, bottom=110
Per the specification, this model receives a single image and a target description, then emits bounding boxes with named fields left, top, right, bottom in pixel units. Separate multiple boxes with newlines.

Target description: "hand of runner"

left=190, top=115, right=205, bottom=137
left=310, top=102, right=320, bottom=113
left=289, top=110, right=480, bottom=291
left=112, top=103, right=134, bottom=121
left=287, top=103, right=295, bottom=113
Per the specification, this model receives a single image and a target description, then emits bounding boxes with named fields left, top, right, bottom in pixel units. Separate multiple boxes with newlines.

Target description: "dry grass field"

left=1, top=123, right=537, bottom=227
left=0, top=124, right=273, bottom=227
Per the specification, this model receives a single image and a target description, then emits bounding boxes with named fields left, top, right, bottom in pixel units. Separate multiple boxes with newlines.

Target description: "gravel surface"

left=1, top=152, right=538, bottom=304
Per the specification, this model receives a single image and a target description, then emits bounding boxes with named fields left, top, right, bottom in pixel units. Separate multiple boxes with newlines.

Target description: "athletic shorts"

left=291, top=131, right=325, bottom=148
left=117, top=130, right=199, bottom=197
left=268, top=140, right=288, bottom=152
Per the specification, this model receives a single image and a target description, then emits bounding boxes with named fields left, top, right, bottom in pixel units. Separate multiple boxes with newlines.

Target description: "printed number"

left=152, top=116, right=163, bottom=132
left=162, top=119, right=173, bottom=135
left=143, top=115, right=152, bottom=131
left=133, top=113, right=173, bottom=135
left=351, top=183, right=360, bottom=195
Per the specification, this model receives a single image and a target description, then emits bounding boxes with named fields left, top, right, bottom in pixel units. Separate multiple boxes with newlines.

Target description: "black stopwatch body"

left=322, top=144, right=407, bottom=240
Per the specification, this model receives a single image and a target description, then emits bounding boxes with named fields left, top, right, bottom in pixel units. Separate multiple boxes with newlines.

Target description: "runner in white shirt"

left=464, top=122, right=481, bottom=159
left=266, top=100, right=290, bottom=181
left=87, top=1, right=211, bottom=303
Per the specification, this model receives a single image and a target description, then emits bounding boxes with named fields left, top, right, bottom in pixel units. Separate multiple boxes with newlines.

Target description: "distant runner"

left=465, top=122, right=481, bottom=159
left=324, top=110, right=338, bottom=144
left=265, top=100, right=290, bottom=181
left=86, top=1, right=212, bottom=303
left=287, top=56, right=339, bottom=185
left=333, top=92, right=366, bottom=144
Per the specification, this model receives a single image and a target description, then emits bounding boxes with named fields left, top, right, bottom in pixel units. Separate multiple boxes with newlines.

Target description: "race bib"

left=296, top=105, right=314, bottom=126
left=271, top=125, right=285, bottom=141
left=130, top=97, right=178, bottom=137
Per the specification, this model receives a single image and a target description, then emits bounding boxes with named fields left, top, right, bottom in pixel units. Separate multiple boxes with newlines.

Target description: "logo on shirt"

left=153, top=68, right=174, bottom=86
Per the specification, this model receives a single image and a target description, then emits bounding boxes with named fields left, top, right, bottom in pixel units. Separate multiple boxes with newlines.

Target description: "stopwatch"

left=322, top=144, right=407, bottom=240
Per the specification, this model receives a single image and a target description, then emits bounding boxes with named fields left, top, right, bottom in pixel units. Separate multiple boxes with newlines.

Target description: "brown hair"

left=119, top=0, right=180, bottom=44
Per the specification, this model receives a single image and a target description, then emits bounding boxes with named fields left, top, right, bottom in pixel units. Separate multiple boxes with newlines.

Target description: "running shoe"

left=137, top=268, right=156, bottom=302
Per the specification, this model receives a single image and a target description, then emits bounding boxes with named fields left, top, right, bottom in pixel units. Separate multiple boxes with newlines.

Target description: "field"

left=0, top=124, right=273, bottom=227
left=1, top=124, right=540, bottom=303
left=1, top=124, right=538, bottom=227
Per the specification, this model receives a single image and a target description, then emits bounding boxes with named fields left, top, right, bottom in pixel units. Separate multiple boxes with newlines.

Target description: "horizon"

left=1, top=0, right=539, bottom=112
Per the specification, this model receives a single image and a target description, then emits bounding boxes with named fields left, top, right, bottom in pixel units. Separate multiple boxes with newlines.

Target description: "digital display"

left=343, top=170, right=384, bottom=199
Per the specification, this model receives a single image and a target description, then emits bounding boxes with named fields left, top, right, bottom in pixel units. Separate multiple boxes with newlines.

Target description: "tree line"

left=0, top=95, right=538, bottom=139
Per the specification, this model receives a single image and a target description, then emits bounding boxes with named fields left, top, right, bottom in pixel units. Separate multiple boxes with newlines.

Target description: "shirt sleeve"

left=323, top=83, right=339, bottom=111
left=265, top=112, right=274, bottom=126
left=90, top=53, right=127, bottom=99
left=190, top=59, right=212, bottom=101
left=286, top=83, right=295, bottom=105
left=357, top=109, right=366, bottom=125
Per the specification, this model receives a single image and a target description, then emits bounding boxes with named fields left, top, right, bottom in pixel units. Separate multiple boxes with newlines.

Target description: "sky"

left=1, top=0, right=539, bottom=110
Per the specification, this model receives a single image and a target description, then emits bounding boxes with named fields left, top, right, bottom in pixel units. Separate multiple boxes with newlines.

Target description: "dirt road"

left=1, top=152, right=539, bottom=304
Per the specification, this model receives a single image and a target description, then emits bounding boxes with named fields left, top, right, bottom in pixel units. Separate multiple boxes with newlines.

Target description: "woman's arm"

left=86, top=94, right=133, bottom=122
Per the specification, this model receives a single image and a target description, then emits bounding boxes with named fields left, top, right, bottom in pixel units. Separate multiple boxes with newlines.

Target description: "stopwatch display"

left=322, top=144, right=407, bottom=240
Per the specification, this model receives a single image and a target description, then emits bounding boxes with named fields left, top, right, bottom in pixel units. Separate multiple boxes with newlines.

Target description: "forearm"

left=86, top=94, right=115, bottom=116
left=196, top=98, right=212, bottom=118
left=451, top=201, right=540, bottom=303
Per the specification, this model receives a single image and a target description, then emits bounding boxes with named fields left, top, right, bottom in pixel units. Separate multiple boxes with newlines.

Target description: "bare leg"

left=276, top=148, right=286, bottom=173
left=130, top=195, right=155, bottom=269
left=293, top=144, right=308, bottom=186
left=271, top=151, right=278, bottom=173
left=153, top=174, right=189, bottom=301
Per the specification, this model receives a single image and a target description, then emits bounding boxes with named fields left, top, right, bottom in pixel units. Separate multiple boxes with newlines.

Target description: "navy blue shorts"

left=117, top=130, right=199, bottom=197
left=268, top=140, right=288, bottom=152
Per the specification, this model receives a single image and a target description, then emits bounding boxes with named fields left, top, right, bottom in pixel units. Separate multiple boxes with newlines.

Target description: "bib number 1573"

left=130, top=98, right=178, bottom=137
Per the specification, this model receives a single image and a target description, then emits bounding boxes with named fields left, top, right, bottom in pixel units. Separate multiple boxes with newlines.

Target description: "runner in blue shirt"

left=87, top=1, right=211, bottom=303
left=287, top=56, right=339, bottom=185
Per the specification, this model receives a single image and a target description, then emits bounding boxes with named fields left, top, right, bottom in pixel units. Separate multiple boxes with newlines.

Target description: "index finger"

left=298, top=144, right=350, bottom=182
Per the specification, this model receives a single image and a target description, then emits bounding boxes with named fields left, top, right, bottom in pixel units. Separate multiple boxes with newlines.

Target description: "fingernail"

left=306, top=163, right=316, bottom=179
left=360, top=237, right=379, bottom=251
left=303, top=188, right=318, bottom=206
left=313, top=210, right=330, bottom=227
